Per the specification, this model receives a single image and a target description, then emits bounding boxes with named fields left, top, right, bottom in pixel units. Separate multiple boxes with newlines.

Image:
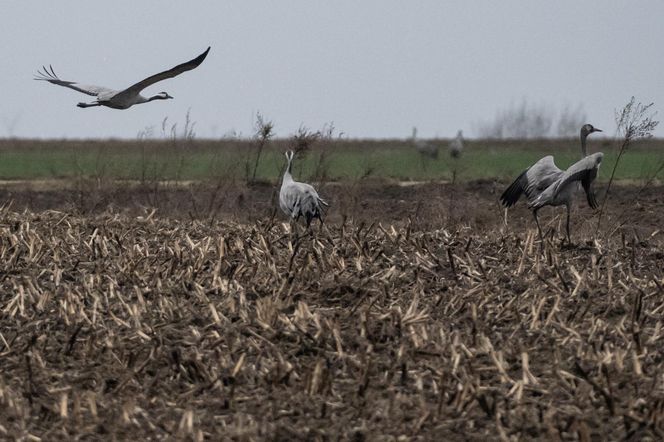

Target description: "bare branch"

left=596, top=97, right=659, bottom=234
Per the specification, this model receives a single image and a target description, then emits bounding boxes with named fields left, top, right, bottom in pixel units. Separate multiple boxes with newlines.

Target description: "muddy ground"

left=1, top=178, right=663, bottom=235
left=0, top=180, right=663, bottom=440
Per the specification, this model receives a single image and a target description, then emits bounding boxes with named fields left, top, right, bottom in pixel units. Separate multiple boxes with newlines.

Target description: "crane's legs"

left=305, top=217, right=316, bottom=238
left=77, top=102, right=101, bottom=108
left=565, top=205, right=571, bottom=245
left=288, top=215, right=301, bottom=244
left=533, top=209, right=545, bottom=249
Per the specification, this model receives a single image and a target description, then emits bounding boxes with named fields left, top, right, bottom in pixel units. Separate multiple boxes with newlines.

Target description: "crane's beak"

left=593, top=128, right=603, bottom=133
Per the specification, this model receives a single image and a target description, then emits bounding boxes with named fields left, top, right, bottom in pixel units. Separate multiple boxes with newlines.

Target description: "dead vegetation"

left=0, top=195, right=663, bottom=439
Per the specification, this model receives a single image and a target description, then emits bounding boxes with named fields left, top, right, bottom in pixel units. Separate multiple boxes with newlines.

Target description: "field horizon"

left=0, top=137, right=662, bottom=184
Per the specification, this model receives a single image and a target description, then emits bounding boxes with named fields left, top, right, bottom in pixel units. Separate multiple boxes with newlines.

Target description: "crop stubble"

left=0, top=183, right=663, bottom=440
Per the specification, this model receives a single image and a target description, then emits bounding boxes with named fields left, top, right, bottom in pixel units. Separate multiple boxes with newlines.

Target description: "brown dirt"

left=1, top=178, right=663, bottom=234
left=0, top=181, right=663, bottom=440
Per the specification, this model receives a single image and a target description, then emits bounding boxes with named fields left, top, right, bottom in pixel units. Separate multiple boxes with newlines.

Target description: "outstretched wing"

left=500, top=155, right=562, bottom=207
left=500, top=169, right=528, bottom=207
left=34, top=65, right=114, bottom=97
left=559, top=153, right=603, bottom=209
left=116, top=47, right=210, bottom=98
left=582, top=172, right=599, bottom=209
left=525, top=156, right=564, bottom=198
left=530, top=152, right=603, bottom=210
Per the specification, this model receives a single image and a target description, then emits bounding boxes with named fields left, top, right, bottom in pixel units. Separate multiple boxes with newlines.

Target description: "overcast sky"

left=2, top=1, right=663, bottom=139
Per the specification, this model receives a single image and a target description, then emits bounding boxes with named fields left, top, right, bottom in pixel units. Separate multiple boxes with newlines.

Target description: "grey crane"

left=500, top=123, right=603, bottom=244
left=449, top=130, right=463, bottom=159
left=35, top=47, right=210, bottom=109
left=412, top=127, right=439, bottom=160
left=279, top=150, right=328, bottom=227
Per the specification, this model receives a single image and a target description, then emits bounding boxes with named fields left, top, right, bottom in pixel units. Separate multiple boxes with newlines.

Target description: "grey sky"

left=3, top=1, right=663, bottom=139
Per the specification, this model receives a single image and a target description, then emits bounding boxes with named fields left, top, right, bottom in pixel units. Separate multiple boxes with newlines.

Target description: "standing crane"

left=35, top=47, right=210, bottom=109
left=500, top=124, right=603, bottom=244
left=412, top=127, right=438, bottom=160
left=449, top=130, right=463, bottom=159
left=279, top=150, right=328, bottom=227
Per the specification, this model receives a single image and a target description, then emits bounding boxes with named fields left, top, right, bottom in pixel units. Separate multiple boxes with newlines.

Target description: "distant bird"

left=412, top=127, right=438, bottom=160
left=500, top=123, right=603, bottom=244
left=279, top=150, right=328, bottom=227
left=35, top=47, right=210, bottom=109
left=449, top=130, right=464, bottom=159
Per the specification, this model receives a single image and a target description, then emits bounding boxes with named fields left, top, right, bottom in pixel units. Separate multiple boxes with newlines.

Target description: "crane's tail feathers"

left=500, top=170, right=527, bottom=208
left=587, top=190, right=599, bottom=210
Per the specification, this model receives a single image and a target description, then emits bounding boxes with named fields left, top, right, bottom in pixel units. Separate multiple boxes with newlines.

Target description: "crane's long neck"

left=131, top=95, right=150, bottom=105
left=283, top=157, right=293, bottom=182
left=580, top=131, right=588, bottom=158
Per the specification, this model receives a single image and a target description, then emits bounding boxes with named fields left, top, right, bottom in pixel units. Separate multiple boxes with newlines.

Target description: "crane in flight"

left=35, top=46, right=210, bottom=109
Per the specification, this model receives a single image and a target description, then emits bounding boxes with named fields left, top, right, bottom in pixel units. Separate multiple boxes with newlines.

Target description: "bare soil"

left=0, top=181, right=663, bottom=440
left=1, top=178, right=663, bottom=233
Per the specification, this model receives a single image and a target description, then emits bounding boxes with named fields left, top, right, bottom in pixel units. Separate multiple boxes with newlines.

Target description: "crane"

left=279, top=150, right=328, bottom=227
left=35, top=47, right=210, bottom=109
left=449, top=130, right=463, bottom=159
left=500, top=124, right=603, bottom=244
left=412, top=127, right=438, bottom=160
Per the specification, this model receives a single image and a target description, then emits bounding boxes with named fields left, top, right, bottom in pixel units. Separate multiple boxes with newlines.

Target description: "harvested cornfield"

left=0, top=201, right=663, bottom=439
